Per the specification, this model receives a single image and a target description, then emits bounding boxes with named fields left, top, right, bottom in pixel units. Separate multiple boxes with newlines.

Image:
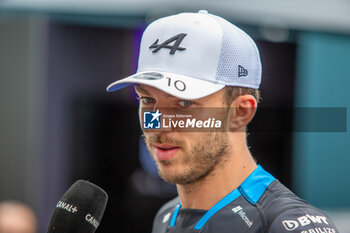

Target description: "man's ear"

left=227, top=95, right=257, bottom=131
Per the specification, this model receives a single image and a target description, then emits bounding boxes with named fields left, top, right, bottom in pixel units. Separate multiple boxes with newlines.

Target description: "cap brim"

left=106, top=71, right=225, bottom=100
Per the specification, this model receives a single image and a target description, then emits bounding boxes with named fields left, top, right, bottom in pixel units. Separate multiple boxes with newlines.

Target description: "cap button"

left=198, top=10, right=208, bottom=14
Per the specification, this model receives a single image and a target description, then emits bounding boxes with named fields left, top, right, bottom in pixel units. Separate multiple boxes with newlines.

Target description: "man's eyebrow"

left=134, top=85, right=150, bottom=95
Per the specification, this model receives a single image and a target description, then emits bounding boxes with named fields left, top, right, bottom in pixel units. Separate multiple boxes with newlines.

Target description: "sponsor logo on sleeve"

left=232, top=206, right=253, bottom=228
left=301, top=228, right=336, bottom=233
left=282, top=220, right=299, bottom=231
left=282, top=214, right=330, bottom=231
left=163, top=212, right=171, bottom=223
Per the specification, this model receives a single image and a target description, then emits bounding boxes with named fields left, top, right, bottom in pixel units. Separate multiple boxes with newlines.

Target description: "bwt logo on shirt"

left=282, top=214, right=329, bottom=231
left=143, top=110, right=162, bottom=129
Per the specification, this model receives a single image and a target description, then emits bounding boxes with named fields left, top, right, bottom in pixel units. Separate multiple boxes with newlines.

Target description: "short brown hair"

left=223, top=86, right=261, bottom=105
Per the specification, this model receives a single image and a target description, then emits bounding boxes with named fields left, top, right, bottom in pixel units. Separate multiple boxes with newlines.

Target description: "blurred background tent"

left=0, top=0, right=349, bottom=232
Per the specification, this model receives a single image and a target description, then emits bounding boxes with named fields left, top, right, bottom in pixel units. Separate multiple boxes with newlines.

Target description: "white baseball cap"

left=106, top=10, right=262, bottom=100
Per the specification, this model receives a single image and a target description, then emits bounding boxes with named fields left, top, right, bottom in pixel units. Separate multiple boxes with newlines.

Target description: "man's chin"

left=157, top=167, right=199, bottom=185
left=157, top=159, right=172, bottom=166
left=158, top=173, right=184, bottom=185
left=157, top=166, right=184, bottom=184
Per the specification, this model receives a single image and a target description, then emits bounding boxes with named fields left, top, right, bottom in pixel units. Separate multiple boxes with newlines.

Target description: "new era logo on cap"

left=106, top=10, right=262, bottom=99
left=238, top=65, right=248, bottom=77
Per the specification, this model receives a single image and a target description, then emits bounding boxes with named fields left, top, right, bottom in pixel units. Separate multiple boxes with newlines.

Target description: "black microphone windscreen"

left=47, top=180, right=108, bottom=233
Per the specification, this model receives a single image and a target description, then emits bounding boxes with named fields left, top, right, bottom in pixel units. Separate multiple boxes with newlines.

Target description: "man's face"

left=135, top=85, right=231, bottom=185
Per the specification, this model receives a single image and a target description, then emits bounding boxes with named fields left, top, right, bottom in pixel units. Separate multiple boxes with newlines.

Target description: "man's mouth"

left=153, top=144, right=180, bottom=160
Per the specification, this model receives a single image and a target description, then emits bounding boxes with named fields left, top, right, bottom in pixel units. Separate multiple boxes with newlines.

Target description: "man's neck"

left=176, top=149, right=257, bottom=210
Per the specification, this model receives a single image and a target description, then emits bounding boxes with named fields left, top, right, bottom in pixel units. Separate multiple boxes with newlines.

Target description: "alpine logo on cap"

left=149, top=33, right=187, bottom=54
left=238, top=65, right=248, bottom=77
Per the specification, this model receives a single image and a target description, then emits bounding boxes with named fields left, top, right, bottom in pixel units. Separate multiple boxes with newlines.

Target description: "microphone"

left=47, top=180, right=108, bottom=233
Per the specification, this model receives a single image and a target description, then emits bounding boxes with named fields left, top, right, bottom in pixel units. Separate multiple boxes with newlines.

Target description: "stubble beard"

left=143, top=131, right=231, bottom=185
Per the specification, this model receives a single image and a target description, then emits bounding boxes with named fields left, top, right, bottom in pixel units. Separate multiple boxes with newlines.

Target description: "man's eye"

left=139, top=97, right=155, bottom=104
left=178, top=100, right=193, bottom=107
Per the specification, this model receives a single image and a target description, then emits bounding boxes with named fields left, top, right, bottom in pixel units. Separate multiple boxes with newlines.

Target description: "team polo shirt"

left=151, top=165, right=338, bottom=233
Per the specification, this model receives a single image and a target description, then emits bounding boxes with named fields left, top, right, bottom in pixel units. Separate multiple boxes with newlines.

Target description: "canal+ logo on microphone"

left=143, top=110, right=162, bottom=129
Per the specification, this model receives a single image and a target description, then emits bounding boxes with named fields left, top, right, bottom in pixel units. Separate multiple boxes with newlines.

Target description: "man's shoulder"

left=151, top=196, right=180, bottom=233
left=153, top=196, right=180, bottom=221
left=156, top=196, right=180, bottom=215
left=259, top=179, right=309, bottom=213
left=260, top=180, right=338, bottom=232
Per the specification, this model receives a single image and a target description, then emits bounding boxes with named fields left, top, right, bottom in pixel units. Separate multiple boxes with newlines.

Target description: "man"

left=107, top=10, right=338, bottom=233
